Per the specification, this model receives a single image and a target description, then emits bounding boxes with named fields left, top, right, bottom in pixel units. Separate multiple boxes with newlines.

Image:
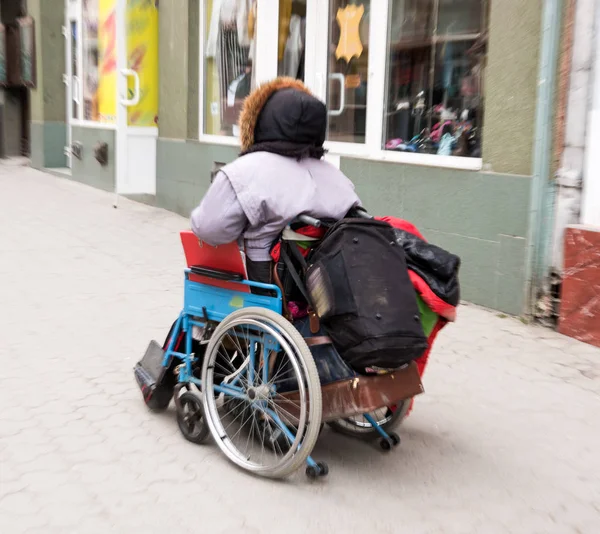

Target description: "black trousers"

left=246, top=259, right=275, bottom=296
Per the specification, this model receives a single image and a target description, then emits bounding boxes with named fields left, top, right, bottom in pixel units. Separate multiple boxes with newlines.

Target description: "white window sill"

left=349, top=149, right=483, bottom=171
left=199, top=134, right=240, bottom=147
left=196, top=135, right=482, bottom=171
left=70, top=120, right=117, bottom=130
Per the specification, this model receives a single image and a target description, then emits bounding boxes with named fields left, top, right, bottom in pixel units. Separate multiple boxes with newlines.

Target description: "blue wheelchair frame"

left=154, top=261, right=400, bottom=476
left=160, top=269, right=328, bottom=471
left=162, top=269, right=283, bottom=390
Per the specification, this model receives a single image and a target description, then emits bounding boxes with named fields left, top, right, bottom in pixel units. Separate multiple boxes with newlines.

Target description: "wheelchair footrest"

left=134, top=340, right=168, bottom=394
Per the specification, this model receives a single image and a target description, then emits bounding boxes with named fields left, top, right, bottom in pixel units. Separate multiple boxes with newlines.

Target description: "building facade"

left=0, top=0, right=32, bottom=159
left=28, top=0, right=563, bottom=317
left=553, top=0, right=600, bottom=347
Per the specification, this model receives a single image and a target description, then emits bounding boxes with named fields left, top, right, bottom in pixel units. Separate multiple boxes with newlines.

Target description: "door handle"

left=328, top=73, right=345, bottom=117
left=72, top=75, right=80, bottom=105
left=120, top=68, right=140, bottom=106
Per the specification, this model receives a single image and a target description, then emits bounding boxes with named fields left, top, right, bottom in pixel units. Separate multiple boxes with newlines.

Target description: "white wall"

left=581, top=5, right=600, bottom=226
left=551, top=0, right=598, bottom=270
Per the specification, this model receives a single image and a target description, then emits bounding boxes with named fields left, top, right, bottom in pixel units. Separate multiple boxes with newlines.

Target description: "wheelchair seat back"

left=180, top=230, right=250, bottom=293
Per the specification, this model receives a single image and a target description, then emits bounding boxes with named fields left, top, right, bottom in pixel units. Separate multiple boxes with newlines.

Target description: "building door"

left=64, top=0, right=158, bottom=193
left=114, top=0, right=159, bottom=196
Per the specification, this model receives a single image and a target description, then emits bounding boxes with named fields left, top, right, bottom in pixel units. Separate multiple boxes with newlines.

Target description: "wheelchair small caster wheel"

left=379, top=437, right=394, bottom=451
left=306, top=462, right=329, bottom=479
left=389, top=432, right=401, bottom=446
left=176, top=392, right=209, bottom=445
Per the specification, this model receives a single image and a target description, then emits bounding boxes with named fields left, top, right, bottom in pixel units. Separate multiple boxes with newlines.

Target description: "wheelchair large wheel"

left=327, top=400, right=411, bottom=440
left=201, top=308, right=322, bottom=479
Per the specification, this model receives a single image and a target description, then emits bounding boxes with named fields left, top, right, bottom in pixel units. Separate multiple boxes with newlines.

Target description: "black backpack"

left=304, top=218, right=428, bottom=372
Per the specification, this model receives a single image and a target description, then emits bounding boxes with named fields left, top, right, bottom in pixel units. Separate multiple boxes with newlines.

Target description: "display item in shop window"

left=247, top=0, right=256, bottom=37
left=385, top=138, right=404, bottom=150
left=206, top=0, right=251, bottom=56
left=436, top=124, right=456, bottom=157
left=206, top=0, right=253, bottom=136
left=335, top=4, right=364, bottom=63
left=278, top=0, right=293, bottom=61
left=281, top=13, right=305, bottom=79
left=345, top=74, right=361, bottom=89
left=431, top=119, right=452, bottom=143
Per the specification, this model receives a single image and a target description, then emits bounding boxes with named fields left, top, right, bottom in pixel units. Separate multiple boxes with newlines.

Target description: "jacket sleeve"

left=190, top=172, right=248, bottom=246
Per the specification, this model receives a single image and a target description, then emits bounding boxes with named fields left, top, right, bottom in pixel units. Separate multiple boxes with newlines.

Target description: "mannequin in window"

left=206, top=0, right=253, bottom=134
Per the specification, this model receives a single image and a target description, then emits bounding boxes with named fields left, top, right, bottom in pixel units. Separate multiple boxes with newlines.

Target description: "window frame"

left=67, top=0, right=119, bottom=130
left=197, top=0, right=484, bottom=171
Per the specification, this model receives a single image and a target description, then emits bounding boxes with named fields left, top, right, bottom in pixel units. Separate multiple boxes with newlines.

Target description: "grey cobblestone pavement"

left=1, top=162, right=599, bottom=534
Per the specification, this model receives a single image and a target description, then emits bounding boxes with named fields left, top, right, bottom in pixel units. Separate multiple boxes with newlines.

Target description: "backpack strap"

left=279, top=244, right=312, bottom=308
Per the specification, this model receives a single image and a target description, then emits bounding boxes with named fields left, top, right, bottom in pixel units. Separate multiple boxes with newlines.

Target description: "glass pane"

left=71, top=21, right=78, bottom=119
left=383, top=0, right=487, bottom=158
left=277, top=1, right=306, bottom=81
left=126, top=0, right=159, bottom=126
left=389, top=0, right=434, bottom=45
left=83, top=0, right=117, bottom=124
left=437, top=0, right=483, bottom=35
left=326, top=0, right=370, bottom=144
left=82, top=0, right=99, bottom=121
left=204, top=0, right=255, bottom=137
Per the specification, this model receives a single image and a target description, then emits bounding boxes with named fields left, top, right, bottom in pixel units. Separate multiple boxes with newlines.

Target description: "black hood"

left=254, top=88, right=327, bottom=147
left=239, top=81, right=327, bottom=159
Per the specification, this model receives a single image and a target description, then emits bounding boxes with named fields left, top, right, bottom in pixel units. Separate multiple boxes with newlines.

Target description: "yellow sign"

left=335, top=4, right=364, bottom=63
left=98, top=0, right=117, bottom=124
left=126, top=0, right=159, bottom=126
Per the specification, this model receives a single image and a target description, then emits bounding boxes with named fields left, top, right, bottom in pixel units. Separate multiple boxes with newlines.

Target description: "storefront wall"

left=155, top=0, right=539, bottom=315
left=31, top=0, right=540, bottom=315
left=29, top=0, right=68, bottom=169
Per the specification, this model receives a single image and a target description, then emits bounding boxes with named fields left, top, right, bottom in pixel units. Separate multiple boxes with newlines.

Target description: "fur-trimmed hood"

left=238, top=77, right=326, bottom=153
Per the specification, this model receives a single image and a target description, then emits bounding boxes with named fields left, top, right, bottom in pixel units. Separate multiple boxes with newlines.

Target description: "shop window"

left=82, top=0, right=117, bottom=124
left=277, top=1, right=306, bottom=80
left=383, top=0, right=488, bottom=158
left=204, top=0, right=255, bottom=137
left=326, top=0, right=370, bottom=144
left=70, top=21, right=79, bottom=120
left=0, top=25, right=6, bottom=86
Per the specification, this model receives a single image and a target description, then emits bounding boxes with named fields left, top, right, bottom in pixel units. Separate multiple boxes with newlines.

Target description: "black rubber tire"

left=317, top=462, right=329, bottom=476
left=177, top=392, right=210, bottom=444
left=389, top=432, right=401, bottom=447
left=306, top=465, right=319, bottom=479
left=379, top=437, right=393, bottom=451
left=306, top=461, right=329, bottom=479
left=144, top=385, right=173, bottom=413
left=327, top=400, right=411, bottom=441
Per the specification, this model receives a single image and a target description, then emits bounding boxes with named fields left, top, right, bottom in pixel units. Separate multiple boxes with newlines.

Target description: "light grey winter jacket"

left=190, top=152, right=361, bottom=261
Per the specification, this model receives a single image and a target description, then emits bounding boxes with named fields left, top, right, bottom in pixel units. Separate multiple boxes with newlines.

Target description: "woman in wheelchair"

left=190, top=77, right=362, bottom=284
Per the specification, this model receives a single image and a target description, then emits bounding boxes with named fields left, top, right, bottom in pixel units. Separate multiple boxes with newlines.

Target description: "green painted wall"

left=70, top=126, right=116, bottom=192
left=150, top=0, right=544, bottom=315
left=482, top=0, right=542, bottom=175
left=157, top=138, right=238, bottom=215
left=30, top=121, right=67, bottom=169
left=187, top=0, right=200, bottom=140
left=28, top=0, right=44, bottom=123
left=156, top=140, right=530, bottom=315
left=29, top=0, right=65, bottom=123
left=340, top=158, right=530, bottom=314
left=158, top=0, right=199, bottom=140
left=29, top=0, right=66, bottom=168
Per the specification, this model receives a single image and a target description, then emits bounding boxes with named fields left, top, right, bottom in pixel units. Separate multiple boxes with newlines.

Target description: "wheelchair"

left=134, top=216, right=425, bottom=479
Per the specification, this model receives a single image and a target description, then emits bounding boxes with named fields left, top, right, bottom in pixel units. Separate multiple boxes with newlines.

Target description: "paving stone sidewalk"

left=1, top=162, right=599, bottom=534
